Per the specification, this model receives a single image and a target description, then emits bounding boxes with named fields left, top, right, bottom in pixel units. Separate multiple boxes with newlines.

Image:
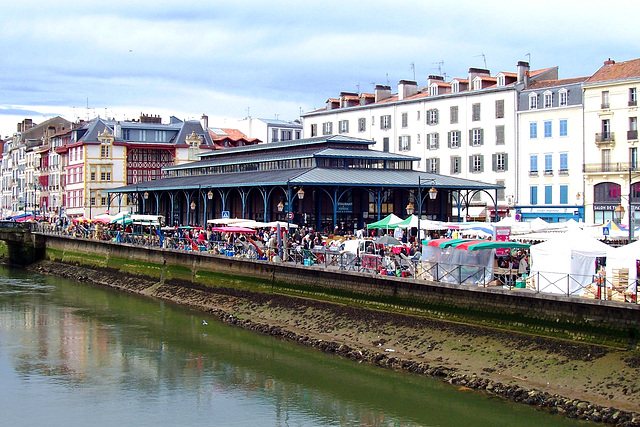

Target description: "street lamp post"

left=415, top=177, right=437, bottom=243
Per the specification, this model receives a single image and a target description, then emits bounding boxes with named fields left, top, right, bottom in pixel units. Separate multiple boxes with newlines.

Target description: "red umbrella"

left=450, top=240, right=488, bottom=250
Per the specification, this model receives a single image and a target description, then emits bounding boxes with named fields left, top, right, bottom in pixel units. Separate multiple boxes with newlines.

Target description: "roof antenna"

left=433, top=60, right=444, bottom=76
left=356, top=83, right=360, bottom=93
left=475, top=53, right=487, bottom=69
left=386, top=73, right=389, bottom=85
left=410, top=62, right=416, bottom=81
left=525, top=53, right=531, bottom=64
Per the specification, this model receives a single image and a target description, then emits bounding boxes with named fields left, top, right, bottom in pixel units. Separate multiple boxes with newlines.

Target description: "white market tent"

left=529, top=230, right=611, bottom=295
left=606, top=240, right=640, bottom=293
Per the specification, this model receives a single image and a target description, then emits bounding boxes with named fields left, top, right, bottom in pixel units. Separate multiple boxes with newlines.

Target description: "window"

left=322, top=122, right=333, bottom=135
left=560, top=185, right=568, bottom=204
left=380, top=115, right=391, bottom=130
left=559, top=119, right=568, bottom=137
left=559, top=153, right=568, bottom=174
left=469, top=154, right=484, bottom=173
left=339, top=120, right=349, bottom=133
left=295, top=130, right=301, bottom=139
left=427, top=109, right=438, bottom=125
left=496, top=179, right=505, bottom=201
left=398, top=135, right=411, bottom=151
left=122, top=129, right=131, bottom=140
left=530, top=122, right=538, bottom=139
left=530, top=155, right=538, bottom=174
left=139, top=130, right=146, bottom=141
left=90, top=165, right=96, bottom=181
left=602, top=91, right=610, bottom=109
left=101, top=197, right=107, bottom=206
left=631, top=147, right=638, bottom=169
left=559, top=89, right=568, bottom=106
left=469, top=128, right=483, bottom=146
left=427, top=157, right=439, bottom=173
left=472, top=103, right=481, bottom=121
left=448, top=131, right=460, bottom=148
left=281, top=130, right=292, bottom=141
left=310, top=124, right=317, bottom=137
left=401, top=112, right=408, bottom=128
left=427, top=133, right=439, bottom=150
left=450, top=106, right=458, bottom=124
left=497, top=75, right=505, bottom=87
left=545, top=186, right=552, bottom=204
left=155, top=130, right=167, bottom=142
left=630, top=88, right=638, bottom=106
left=543, top=91, right=553, bottom=108
left=450, top=156, right=461, bottom=174
left=358, top=118, right=366, bottom=132
left=452, top=81, right=459, bottom=93
left=602, top=119, right=611, bottom=139
left=544, top=154, right=553, bottom=175
left=544, top=121, right=552, bottom=138
left=495, top=99, right=504, bottom=118
left=100, top=144, right=110, bottom=158
left=492, top=153, right=508, bottom=172
left=272, top=128, right=279, bottom=142
left=495, top=125, right=505, bottom=145
left=100, top=165, right=112, bottom=181
left=629, top=117, right=638, bottom=140
left=529, top=93, right=538, bottom=109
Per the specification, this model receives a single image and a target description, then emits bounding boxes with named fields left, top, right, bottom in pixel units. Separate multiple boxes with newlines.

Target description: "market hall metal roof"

left=109, top=167, right=502, bottom=193
left=165, top=146, right=419, bottom=171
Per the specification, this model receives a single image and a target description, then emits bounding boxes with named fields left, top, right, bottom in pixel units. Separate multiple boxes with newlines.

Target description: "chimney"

left=114, top=122, right=122, bottom=138
left=468, top=67, right=490, bottom=88
left=201, top=114, right=209, bottom=130
left=374, top=84, right=392, bottom=102
left=604, top=58, right=616, bottom=66
left=398, top=80, right=418, bottom=100
left=517, top=61, right=530, bottom=84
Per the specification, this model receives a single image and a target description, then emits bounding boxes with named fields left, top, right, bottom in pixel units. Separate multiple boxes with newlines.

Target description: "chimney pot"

left=604, top=58, right=615, bottom=66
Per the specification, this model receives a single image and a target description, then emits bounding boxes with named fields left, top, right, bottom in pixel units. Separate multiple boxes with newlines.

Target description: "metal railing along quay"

left=25, top=222, right=640, bottom=305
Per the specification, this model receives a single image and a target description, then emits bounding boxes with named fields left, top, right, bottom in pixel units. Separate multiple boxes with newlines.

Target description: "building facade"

left=236, top=117, right=303, bottom=144
left=302, top=62, right=557, bottom=221
left=516, top=77, right=587, bottom=222
left=583, top=58, right=640, bottom=229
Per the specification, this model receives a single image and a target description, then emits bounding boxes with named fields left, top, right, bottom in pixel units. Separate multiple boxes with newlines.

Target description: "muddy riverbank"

left=31, top=260, right=640, bottom=426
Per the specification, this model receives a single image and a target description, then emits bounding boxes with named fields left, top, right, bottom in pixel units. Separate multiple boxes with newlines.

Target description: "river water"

left=0, top=266, right=586, bottom=427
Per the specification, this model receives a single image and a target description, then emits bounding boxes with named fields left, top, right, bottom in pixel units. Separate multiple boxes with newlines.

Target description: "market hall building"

left=108, top=136, right=503, bottom=232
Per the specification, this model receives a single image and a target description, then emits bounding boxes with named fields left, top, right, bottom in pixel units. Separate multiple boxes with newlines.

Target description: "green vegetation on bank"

left=44, top=246, right=636, bottom=349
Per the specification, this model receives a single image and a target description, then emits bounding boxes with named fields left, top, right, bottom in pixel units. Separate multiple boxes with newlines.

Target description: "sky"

left=2, top=0, right=640, bottom=138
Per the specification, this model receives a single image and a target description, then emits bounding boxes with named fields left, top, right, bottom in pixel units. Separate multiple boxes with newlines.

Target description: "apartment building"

left=302, top=61, right=557, bottom=220
left=583, top=58, right=640, bottom=228
left=236, top=117, right=302, bottom=143
left=516, top=77, right=588, bottom=222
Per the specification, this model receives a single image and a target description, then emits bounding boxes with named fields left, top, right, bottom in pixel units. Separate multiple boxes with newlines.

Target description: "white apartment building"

left=583, top=58, right=640, bottom=231
left=516, top=77, right=587, bottom=222
left=302, top=62, right=557, bottom=220
left=236, top=117, right=302, bottom=144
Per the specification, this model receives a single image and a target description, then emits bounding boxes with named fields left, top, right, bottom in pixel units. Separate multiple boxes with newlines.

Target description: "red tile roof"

left=586, top=57, right=640, bottom=83
left=342, top=95, right=359, bottom=101
left=529, top=67, right=556, bottom=77
left=526, top=76, right=589, bottom=90
left=498, top=72, right=517, bottom=77
left=360, top=93, right=374, bottom=98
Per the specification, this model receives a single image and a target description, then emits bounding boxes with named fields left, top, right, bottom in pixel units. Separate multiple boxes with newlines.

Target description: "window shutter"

left=380, top=117, right=384, bottom=130
left=398, top=136, right=402, bottom=150
left=435, top=158, right=440, bottom=174
left=451, top=156, right=455, bottom=174
left=504, top=153, right=508, bottom=171
left=479, top=128, right=484, bottom=145
left=469, top=130, right=474, bottom=146
left=480, top=155, right=484, bottom=172
left=435, top=133, right=439, bottom=149
left=469, top=156, right=473, bottom=172
left=435, top=109, right=439, bottom=124
left=407, top=136, right=411, bottom=151
left=447, top=131, right=452, bottom=148
left=492, top=153, right=497, bottom=171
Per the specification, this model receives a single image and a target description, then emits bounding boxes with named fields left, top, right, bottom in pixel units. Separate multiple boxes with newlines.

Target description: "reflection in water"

left=0, top=267, right=581, bottom=426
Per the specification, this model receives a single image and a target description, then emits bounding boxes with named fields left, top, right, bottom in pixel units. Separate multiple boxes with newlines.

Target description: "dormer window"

left=543, top=91, right=553, bottom=108
left=429, top=84, right=438, bottom=96
left=497, top=75, right=505, bottom=87
left=559, top=89, right=568, bottom=106
left=452, top=81, right=459, bottom=93
left=529, top=93, right=538, bottom=110
left=473, top=77, right=482, bottom=91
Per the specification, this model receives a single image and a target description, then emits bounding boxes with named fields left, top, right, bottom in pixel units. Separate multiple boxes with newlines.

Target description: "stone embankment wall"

left=43, top=234, right=640, bottom=347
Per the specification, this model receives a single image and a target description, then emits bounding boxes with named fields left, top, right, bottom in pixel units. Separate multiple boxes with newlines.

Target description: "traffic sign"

left=222, top=211, right=229, bottom=218
left=287, top=212, right=294, bottom=220
left=603, top=227, right=610, bottom=236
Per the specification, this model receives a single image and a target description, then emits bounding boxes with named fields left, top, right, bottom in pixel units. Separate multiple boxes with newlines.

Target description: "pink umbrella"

left=211, top=226, right=255, bottom=234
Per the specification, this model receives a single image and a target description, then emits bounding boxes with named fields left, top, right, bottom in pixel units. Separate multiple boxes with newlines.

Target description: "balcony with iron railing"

left=630, top=100, right=637, bottom=107
left=595, top=132, right=615, bottom=148
left=583, top=162, right=640, bottom=174
left=628, top=130, right=638, bottom=140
